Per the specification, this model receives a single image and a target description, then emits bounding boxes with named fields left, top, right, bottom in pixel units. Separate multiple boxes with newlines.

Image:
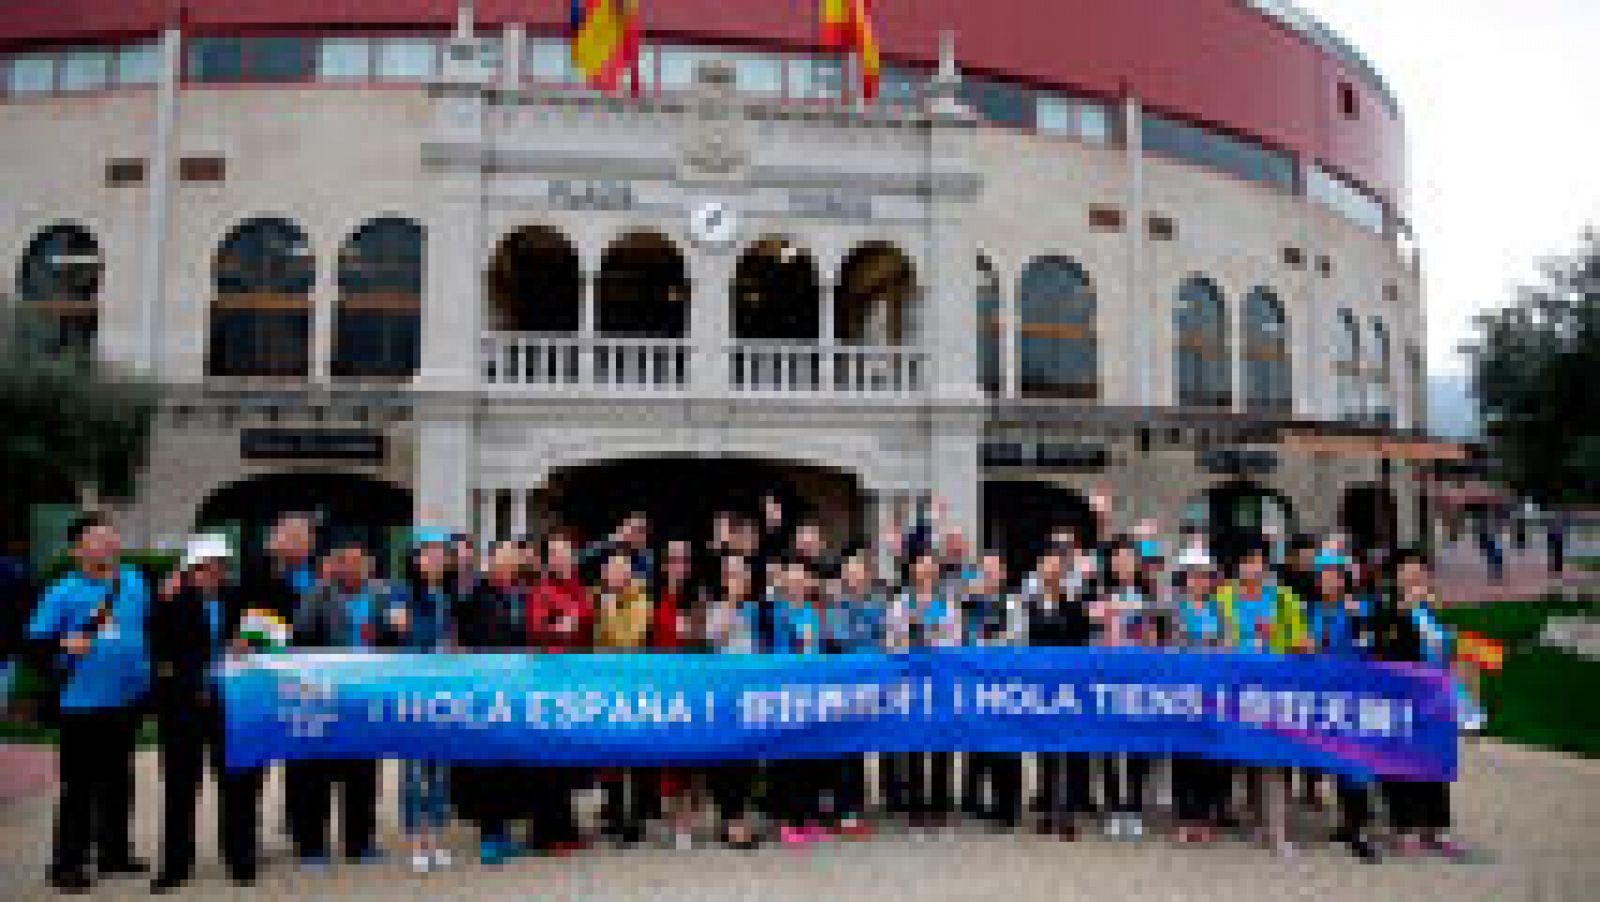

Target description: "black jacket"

left=236, top=557, right=307, bottom=622
left=455, top=581, right=526, bottom=651
left=149, top=583, right=243, bottom=717
left=1368, top=603, right=1427, bottom=664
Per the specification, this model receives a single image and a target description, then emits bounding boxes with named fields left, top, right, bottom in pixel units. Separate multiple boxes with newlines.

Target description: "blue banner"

left=219, top=649, right=1458, bottom=781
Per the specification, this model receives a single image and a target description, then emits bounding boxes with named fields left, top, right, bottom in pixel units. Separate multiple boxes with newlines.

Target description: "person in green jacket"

left=1214, top=540, right=1310, bottom=858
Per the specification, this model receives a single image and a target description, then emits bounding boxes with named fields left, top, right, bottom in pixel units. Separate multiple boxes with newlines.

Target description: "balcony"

left=482, top=334, right=926, bottom=398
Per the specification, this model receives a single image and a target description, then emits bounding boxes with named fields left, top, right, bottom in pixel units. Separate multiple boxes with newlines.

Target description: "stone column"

left=501, top=24, right=524, bottom=89
left=818, top=272, right=837, bottom=390
left=310, top=245, right=337, bottom=385
left=510, top=486, right=528, bottom=540
left=1000, top=260, right=1020, bottom=398
left=579, top=266, right=598, bottom=384
left=477, top=486, right=498, bottom=550
left=1123, top=95, right=1149, bottom=409
left=136, top=26, right=181, bottom=377
left=417, top=34, right=488, bottom=392
left=929, top=413, right=983, bottom=546
left=689, top=246, right=734, bottom=395
left=1230, top=288, right=1245, bottom=412
left=415, top=413, right=474, bottom=536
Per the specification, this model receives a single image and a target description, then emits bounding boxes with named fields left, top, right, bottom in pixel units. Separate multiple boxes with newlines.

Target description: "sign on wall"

left=240, top=429, right=385, bottom=463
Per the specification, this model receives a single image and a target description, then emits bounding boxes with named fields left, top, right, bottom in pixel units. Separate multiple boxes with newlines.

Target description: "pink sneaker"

left=779, top=826, right=812, bottom=847
left=1392, top=833, right=1427, bottom=857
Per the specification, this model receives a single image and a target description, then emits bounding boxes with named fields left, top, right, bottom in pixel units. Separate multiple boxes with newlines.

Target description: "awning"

left=1281, top=431, right=1469, bottom=461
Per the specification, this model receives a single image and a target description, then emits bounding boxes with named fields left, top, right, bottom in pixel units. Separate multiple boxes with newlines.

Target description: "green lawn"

left=1437, top=596, right=1600, bottom=757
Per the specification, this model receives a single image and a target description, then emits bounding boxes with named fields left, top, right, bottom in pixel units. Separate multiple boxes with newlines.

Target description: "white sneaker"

left=410, top=852, right=434, bottom=874
left=1104, top=814, right=1124, bottom=838
left=1123, top=815, right=1144, bottom=840
left=431, top=848, right=453, bottom=870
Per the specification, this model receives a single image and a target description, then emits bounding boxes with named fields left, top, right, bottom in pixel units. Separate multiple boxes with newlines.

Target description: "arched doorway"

left=1340, top=483, right=1398, bottom=555
left=598, top=230, right=689, bottom=338
left=1191, top=481, right=1295, bottom=570
left=981, top=481, right=1097, bottom=585
left=542, top=457, right=862, bottom=552
left=488, top=225, right=580, bottom=332
left=835, top=242, right=916, bottom=345
left=195, top=473, right=412, bottom=571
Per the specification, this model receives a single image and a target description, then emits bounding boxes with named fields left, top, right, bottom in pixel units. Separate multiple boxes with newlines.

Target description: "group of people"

left=22, top=496, right=1477, bottom=894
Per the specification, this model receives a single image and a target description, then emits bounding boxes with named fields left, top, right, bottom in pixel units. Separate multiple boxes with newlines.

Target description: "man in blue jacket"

left=26, top=514, right=151, bottom=893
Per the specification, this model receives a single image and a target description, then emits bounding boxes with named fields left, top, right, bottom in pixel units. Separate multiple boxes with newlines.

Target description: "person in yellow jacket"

left=1214, top=540, right=1310, bottom=858
left=595, top=552, right=651, bottom=650
left=593, top=551, right=652, bottom=843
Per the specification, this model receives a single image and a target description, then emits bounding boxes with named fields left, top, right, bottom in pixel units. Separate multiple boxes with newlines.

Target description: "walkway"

left=0, top=740, right=1596, bottom=900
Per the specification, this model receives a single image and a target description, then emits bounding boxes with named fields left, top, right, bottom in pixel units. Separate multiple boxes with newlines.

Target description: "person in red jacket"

left=525, top=533, right=594, bottom=653
left=522, top=533, right=593, bottom=852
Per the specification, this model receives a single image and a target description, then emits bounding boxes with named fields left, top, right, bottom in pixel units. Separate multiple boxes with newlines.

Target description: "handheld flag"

left=571, top=0, right=641, bottom=92
left=1453, top=629, right=1506, bottom=673
left=820, top=0, right=881, bottom=101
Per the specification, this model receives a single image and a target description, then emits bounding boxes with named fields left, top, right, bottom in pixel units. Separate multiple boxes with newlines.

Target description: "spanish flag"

left=820, top=0, right=881, bottom=101
left=571, top=0, right=641, bottom=92
left=1453, top=630, right=1506, bottom=673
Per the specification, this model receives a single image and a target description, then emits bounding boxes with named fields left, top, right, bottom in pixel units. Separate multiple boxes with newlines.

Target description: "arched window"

left=488, top=225, right=580, bottom=332
left=1333, top=308, right=1362, bottom=420
left=1243, top=288, right=1291, bottom=413
left=732, top=237, right=819, bottom=340
left=1368, top=318, right=1392, bottom=425
left=209, top=218, right=313, bottom=378
left=835, top=242, right=916, bottom=346
left=1018, top=255, right=1097, bottom=398
left=332, top=217, right=423, bottom=379
left=15, top=223, right=101, bottom=356
left=977, top=254, right=1002, bottom=394
left=598, top=230, right=689, bottom=338
left=1175, top=276, right=1230, bottom=408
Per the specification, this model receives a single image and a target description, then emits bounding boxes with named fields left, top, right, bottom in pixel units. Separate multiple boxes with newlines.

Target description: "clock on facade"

left=689, top=200, right=739, bottom=249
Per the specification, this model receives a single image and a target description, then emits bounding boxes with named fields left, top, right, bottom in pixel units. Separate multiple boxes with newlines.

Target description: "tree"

left=1464, top=230, right=1600, bottom=505
left=0, top=301, right=158, bottom=549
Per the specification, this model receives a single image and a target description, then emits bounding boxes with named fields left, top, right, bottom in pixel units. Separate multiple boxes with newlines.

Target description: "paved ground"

left=1434, top=538, right=1599, bottom=605
left=1, top=740, right=1596, bottom=901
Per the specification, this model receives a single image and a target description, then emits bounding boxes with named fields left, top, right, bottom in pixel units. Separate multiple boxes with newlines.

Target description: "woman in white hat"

left=148, top=533, right=263, bottom=892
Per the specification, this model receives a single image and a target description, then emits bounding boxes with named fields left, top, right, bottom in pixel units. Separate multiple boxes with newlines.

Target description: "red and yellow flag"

left=1453, top=630, right=1506, bottom=673
left=571, top=0, right=641, bottom=92
left=820, top=0, right=881, bottom=101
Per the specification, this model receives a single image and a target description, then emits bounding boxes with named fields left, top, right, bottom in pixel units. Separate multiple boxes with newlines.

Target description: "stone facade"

left=0, top=28, right=1427, bottom=555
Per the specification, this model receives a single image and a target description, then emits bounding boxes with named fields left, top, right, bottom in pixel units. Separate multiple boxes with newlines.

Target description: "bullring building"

left=1, top=0, right=1444, bottom=569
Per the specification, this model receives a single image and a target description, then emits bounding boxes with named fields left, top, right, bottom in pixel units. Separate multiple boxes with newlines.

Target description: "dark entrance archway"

left=195, top=472, right=412, bottom=569
left=1198, top=480, right=1295, bottom=570
left=1340, top=483, right=1398, bottom=555
left=981, top=481, right=1097, bottom=585
left=542, top=457, right=862, bottom=552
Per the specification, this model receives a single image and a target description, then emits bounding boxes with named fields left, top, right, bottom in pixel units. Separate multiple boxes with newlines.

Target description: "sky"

left=1295, top=0, right=1600, bottom=376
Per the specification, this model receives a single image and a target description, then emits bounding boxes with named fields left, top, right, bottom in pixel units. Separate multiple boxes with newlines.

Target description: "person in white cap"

left=148, top=533, right=262, bottom=892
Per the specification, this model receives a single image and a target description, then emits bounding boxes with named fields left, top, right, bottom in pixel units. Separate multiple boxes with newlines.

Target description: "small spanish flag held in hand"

left=820, top=0, right=882, bottom=101
left=1454, top=630, right=1506, bottom=673
left=571, top=0, right=642, bottom=92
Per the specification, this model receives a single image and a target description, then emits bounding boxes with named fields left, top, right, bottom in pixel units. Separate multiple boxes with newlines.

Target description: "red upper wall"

left=0, top=0, right=1406, bottom=212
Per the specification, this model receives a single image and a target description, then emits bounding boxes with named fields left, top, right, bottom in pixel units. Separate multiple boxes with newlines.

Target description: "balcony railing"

left=482, top=334, right=926, bottom=397
left=483, top=334, right=689, bottom=392
left=729, top=343, right=926, bottom=396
